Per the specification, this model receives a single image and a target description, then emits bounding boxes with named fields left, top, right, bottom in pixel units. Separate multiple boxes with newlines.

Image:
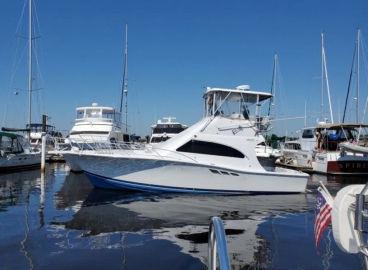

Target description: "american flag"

left=314, top=188, right=333, bottom=246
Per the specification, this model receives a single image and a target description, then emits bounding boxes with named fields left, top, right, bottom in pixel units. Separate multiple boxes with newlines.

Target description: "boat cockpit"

left=316, top=124, right=368, bottom=151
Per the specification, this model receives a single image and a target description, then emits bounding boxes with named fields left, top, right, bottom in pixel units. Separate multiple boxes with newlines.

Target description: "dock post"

left=41, top=132, right=46, bottom=172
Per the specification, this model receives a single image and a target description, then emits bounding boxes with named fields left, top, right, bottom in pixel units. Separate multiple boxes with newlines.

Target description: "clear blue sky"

left=0, top=0, right=367, bottom=136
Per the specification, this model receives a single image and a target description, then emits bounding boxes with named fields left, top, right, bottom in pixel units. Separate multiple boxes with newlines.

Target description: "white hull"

left=68, top=153, right=308, bottom=194
left=0, top=153, right=41, bottom=172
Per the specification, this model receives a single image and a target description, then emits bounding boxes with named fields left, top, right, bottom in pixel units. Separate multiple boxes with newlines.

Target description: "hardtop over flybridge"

left=62, top=84, right=308, bottom=194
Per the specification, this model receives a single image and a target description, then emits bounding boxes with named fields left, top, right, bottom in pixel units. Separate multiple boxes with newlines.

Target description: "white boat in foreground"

left=63, top=85, right=308, bottom=194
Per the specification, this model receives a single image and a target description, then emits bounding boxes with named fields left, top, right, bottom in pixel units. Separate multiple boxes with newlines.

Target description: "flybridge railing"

left=69, top=136, right=199, bottom=163
left=74, top=117, right=118, bottom=124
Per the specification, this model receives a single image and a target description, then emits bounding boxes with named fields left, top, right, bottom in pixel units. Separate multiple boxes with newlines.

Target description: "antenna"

left=119, top=24, right=128, bottom=133
left=304, top=101, right=307, bottom=127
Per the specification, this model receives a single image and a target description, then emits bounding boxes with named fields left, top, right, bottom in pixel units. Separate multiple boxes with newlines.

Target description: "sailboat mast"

left=28, top=0, right=33, bottom=128
left=119, top=24, right=128, bottom=133
left=321, top=33, right=334, bottom=123
left=356, top=28, right=360, bottom=123
left=321, top=33, right=324, bottom=120
left=124, top=24, right=128, bottom=133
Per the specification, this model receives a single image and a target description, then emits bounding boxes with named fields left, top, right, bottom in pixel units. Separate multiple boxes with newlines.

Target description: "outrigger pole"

left=268, top=53, right=277, bottom=117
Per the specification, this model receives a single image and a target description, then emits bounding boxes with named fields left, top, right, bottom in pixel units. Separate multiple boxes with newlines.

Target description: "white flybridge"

left=150, top=117, right=187, bottom=143
left=68, top=103, right=129, bottom=144
left=63, top=85, right=308, bottom=194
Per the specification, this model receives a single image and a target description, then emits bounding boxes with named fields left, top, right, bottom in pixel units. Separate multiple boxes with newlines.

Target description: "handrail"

left=208, top=216, right=230, bottom=270
left=67, top=135, right=200, bottom=163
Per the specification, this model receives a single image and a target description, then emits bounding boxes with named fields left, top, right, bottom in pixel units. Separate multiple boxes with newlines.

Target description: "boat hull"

left=313, top=152, right=368, bottom=175
left=76, top=155, right=308, bottom=194
left=0, top=153, right=41, bottom=173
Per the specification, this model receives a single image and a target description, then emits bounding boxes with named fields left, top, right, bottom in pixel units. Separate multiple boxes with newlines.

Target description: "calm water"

left=0, top=164, right=366, bottom=269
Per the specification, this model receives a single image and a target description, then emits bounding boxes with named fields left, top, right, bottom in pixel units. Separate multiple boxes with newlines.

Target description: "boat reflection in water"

left=0, top=165, right=363, bottom=269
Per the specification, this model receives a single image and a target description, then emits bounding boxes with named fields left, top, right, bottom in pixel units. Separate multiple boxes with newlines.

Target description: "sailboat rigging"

left=321, top=32, right=334, bottom=123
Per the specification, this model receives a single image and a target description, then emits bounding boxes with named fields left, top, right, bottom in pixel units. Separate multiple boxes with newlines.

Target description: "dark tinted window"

left=302, top=129, right=314, bottom=138
left=153, top=125, right=185, bottom=134
left=70, top=131, right=109, bottom=135
left=151, top=137, right=170, bottom=143
left=177, top=140, right=244, bottom=158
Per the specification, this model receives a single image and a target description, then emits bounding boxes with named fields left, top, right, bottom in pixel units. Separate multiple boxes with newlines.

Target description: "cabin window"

left=123, top=134, right=130, bottom=142
left=102, top=110, right=114, bottom=119
left=76, top=110, right=84, bottom=119
left=153, top=125, right=185, bottom=134
left=302, top=129, right=314, bottom=138
left=285, top=143, right=301, bottom=150
left=70, top=131, right=109, bottom=135
left=85, top=109, right=101, bottom=118
left=177, top=140, right=244, bottom=158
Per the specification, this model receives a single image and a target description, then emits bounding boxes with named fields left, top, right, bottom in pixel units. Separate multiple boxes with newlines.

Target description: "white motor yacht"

left=68, top=103, right=129, bottom=144
left=63, top=85, right=308, bottom=194
left=0, top=131, right=40, bottom=172
left=150, top=117, right=187, bottom=143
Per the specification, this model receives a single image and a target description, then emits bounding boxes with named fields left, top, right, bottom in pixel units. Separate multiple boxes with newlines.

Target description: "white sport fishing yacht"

left=63, top=85, right=308, bottom=194
left=68, top=103, right=129, bottom=144
left=0, top=131, right=40, bottom=172
left=150, top=117, right=187, bottom=143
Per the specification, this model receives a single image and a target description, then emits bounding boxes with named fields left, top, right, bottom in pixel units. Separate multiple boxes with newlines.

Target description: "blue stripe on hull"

left=84, top=171, right=298, bottom=195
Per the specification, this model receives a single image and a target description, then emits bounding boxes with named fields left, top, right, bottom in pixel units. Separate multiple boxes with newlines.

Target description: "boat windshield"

left=85, top=108, right=101, bottom=118
left=76, top=108, right=120, bottom=123
left=0, top=134, right=24, bottom=154
left=204, top=88, right=272, bottom=120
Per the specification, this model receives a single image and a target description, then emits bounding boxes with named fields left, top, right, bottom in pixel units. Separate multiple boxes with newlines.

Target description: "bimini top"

left=204, top=85, right=272, bottom=103
left=316, top=123, right=368, bottom=129
left=0, top=131, right=18, bottom=139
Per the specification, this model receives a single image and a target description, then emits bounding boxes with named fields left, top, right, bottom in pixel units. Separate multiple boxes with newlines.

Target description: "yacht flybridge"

left=150, top=117, right=187, bottom=143
left=62, top=85, right=308, bottom=194
left=68, top=103, right=129, bottom=144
